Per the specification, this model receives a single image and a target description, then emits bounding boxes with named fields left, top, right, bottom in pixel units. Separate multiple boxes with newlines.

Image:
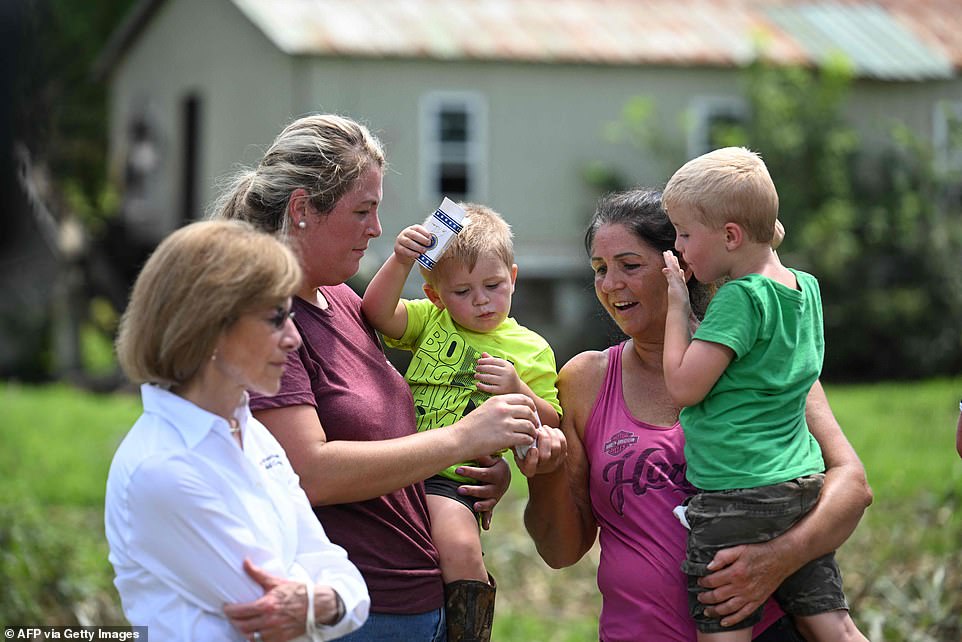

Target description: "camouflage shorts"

left=680, top=473, right=849, bottom=633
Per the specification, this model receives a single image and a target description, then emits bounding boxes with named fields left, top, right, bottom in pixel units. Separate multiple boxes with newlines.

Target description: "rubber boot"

left=444, top=573, right=497, bottom=642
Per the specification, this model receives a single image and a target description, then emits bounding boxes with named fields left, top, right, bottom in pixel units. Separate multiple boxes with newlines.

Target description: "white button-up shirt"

left=105, top=385, right=369, bottom=641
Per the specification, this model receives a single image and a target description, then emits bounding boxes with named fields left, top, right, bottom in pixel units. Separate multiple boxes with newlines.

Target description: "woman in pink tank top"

left=524, top=190, right=872, bottom=641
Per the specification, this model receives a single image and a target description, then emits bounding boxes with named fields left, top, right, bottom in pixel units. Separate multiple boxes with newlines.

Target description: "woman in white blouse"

left=105, top=220, right=369, bottom=642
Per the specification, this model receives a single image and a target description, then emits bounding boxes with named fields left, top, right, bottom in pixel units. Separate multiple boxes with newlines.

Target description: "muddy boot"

left=444, top=573, right=497, bottom=642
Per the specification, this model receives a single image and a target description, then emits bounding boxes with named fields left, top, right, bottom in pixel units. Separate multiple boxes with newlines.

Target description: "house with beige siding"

left=96, top=0, right=962, bottom=361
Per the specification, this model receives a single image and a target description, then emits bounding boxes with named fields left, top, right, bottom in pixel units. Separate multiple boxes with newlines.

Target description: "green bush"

left=592, top=54, right=962, bottom=381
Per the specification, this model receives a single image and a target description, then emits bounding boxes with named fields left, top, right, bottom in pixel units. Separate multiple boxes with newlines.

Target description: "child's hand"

left=475, top=352, right=523, bottom=395
left=515, top=425, right=567, bottom=478
left=393, top=225, right=433, bottom=266
left=662, top=250, right=692, bottom=309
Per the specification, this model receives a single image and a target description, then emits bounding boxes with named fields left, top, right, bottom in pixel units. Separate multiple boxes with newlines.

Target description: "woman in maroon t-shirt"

left=214, top=114, right=562, bottom=642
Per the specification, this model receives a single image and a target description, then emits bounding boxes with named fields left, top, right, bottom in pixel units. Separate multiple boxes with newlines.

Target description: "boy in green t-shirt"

left=661, top=147, right=867, bottom=642
left=362, top=202, right=561, bottom=640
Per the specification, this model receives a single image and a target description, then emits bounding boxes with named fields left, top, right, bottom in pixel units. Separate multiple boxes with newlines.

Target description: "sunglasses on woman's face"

left=267, top=306, right=295, bottom=330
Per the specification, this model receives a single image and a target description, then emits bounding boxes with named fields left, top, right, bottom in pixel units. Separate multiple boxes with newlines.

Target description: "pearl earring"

left=298, top=220, right=307, bottom=229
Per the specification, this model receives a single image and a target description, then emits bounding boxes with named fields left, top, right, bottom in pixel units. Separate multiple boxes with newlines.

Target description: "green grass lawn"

left=828, top=377, right=962, bottom=562
left=2, top=378, right=960, bottom=639
left=829, top=377, right=962, bottom=501
left=0, top=382, right=141, bottom=506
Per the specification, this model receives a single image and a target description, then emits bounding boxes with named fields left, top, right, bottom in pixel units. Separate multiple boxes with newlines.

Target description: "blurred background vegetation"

left=587, top=53, right=962, bottom=381
left=3, top=0, right=136, bottom=385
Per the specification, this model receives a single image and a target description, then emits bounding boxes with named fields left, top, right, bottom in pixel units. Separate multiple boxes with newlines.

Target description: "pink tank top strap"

left=583, top=341, right=626, bottom=450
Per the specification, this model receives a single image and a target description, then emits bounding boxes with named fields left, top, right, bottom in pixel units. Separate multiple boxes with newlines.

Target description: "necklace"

left=228, top=417, right=241, bottom=434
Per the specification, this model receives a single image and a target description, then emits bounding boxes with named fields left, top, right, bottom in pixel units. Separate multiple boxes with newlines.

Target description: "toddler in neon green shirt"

left=361, top=202, right=562, bottom=638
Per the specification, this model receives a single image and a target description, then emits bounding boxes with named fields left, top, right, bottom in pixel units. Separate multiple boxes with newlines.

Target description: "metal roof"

left=766, top=3, right=953, bottom=79
left=97, top=0, right=962, bottom=81
left=231, top=0, right=803, bottom=66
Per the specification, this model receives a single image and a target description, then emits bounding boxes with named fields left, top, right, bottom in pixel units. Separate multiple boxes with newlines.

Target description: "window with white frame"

left=686, top=96, right=748, bottom=159
left=420, top=92, right=487, bottom=202
left=934, top=100, right=962, bottom=174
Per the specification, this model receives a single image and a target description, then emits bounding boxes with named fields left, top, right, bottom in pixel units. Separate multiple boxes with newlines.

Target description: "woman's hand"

left=456, top=454, right=510, bottom=530
left=700, top=381, right=873, bottom=627
left=458, top=393, right=538, bottom=456
left=516, top=425, right=567, bottom=478
left=697, top=541, right=790, bottom=627
left=955, top=406, right=962, bottom=459
left=224, top=559, right=339, bottom=641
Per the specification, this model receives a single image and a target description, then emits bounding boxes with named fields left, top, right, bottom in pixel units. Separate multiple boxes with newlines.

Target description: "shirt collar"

left=140, top=384, right=251, bottom=448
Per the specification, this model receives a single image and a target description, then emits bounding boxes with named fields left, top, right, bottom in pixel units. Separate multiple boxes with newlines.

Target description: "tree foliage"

left=3, top=0, right=136, bottom=382
left=594, top=55, right=962, bottom=380
left=13, top=0, right=135, bottom=226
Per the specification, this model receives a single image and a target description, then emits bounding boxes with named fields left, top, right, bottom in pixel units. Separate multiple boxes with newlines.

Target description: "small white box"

left=416, top=197, right=469, bottom=271
left=514, top=412, right=541, bottom=460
